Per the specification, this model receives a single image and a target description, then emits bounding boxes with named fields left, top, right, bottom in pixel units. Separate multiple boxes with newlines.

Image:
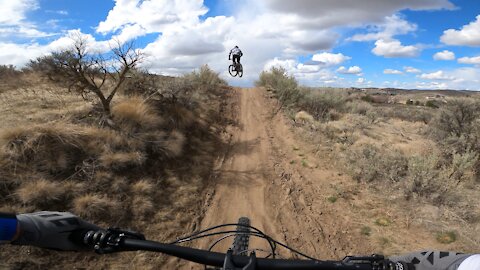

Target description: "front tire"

left=237, top=64, right=243, bottom=77
left=228, top=65, right=237, bottom=77
left=231, top=217, right=250, bottom=255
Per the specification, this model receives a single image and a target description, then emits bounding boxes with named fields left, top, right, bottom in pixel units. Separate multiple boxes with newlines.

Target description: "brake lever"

left=83, top=227, right=145, bottom=254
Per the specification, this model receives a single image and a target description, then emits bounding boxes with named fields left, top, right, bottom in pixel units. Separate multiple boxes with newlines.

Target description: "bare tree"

left=29, top=33, right=143, bottom=115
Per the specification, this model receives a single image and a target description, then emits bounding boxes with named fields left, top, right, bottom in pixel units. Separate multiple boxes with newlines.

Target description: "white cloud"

left=350, top=14, right=417, bottom=41
left=440, top=15, right=480, bottom=46
left=263, top=0, right=454, bottom=29
left=404, top=66, right=421, bottom=73
left=372, top=39, right=420, bottom=58
left=96, top=0, right=208, bottom=40
left=0, top=0, right=53, bottom=39
left=458, top=56, right=480, bottom=65
left=0, top=0, right=38, bottom=25
left=418, top=70, right=454, bottom=80
left=384, top=69, right=403, bottom=74
left=0, top=30, right=112, bottom=67
left=433, top=50, right=455, bottom=60
left=311, top=52, right=350, bottom=66
left=337, top=66, right=362, bottom=74
left=357, top=78, right=366, bottom=84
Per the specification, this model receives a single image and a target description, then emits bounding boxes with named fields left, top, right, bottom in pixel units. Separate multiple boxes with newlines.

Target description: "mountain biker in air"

left=1, top=211, right=480, bottom=269
left=229, top=46, right=243, bottom=71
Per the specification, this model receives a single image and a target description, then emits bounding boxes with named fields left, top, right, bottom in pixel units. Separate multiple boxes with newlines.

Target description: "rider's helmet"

left=234, top=46, right=238, bottom=48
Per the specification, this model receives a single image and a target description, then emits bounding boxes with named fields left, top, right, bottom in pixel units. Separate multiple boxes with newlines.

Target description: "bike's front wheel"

left=231, top=217, right=250, bottom=255
left=228, top=65, right=237, bottom=77
left=237, top=64, right=243, bottom=78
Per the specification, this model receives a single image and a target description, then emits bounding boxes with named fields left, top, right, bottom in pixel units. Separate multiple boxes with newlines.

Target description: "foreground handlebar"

left=77, top=228, right=399, bottom=270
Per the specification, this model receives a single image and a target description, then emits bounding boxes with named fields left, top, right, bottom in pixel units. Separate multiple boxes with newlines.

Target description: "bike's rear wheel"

left=228, top=65, right=237, bottom=77
left=231, top=217, right=250, bottom=255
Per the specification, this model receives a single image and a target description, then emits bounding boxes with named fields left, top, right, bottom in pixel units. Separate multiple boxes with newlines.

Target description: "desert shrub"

left=27, top=35, right=142, bottom=115
left=361, top=95, right=374, bottom=103
left=298, top=89, right=347, bottom=121
left=121, top=69, right=161, bottom=96
left=425, top=100, right=439, bottom=108
left=256, top=66, right=302, bottom=110
left=406, top=99, right=414, bottom=105
left=446, top=151, right=478, bottom=184
left=345, top=144, right=408, bottom=183
left=428, top=98, right=480, bottom=180
left=0, top=65, right=21, bottom=79
left=184, top=64, right=226, bottom=89
left=379, top=105, right=433, bottom=123
left=346, top=100, right=373, bottom=115
left=430, top=98, right=480, bottom=139
left=404, top=154, right=460, bottom=204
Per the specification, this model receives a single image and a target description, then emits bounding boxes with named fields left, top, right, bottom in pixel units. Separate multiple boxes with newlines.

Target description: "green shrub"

left=361, top=95, right=374, bottom=103
left=346, top=101, right=373, bottom=115
left=430, top=98, right=479, bottom=139
left=256, top=66, right=302, bottom=111
left=436, top=231, right=456, bottom=244
left=345, top=144, right=408, bottom=183
left=425, top=100, right=439, bottom=108
left=184, top=64, right=226, bottom=88
left=298, top=89, right=347, bottom=121
left=406, top=155, right=445, bottom=200
left=375, top=217, right=392, bottom=226
left=327, top=196, right=338, bottom=203
left=379, top=105, right=433, bottom=123
left=360, top=226, right=371, bottom=236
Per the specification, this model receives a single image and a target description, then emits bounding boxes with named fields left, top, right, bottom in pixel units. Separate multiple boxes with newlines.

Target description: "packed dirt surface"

left=172, top=87, right=468, bottom=269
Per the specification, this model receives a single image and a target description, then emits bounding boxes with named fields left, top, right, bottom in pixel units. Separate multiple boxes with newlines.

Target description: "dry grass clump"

left=132, top=179, right=154, bottom=196
left=0, top=124, right=92, bottom=175
left=16, top=179, right=65, bottom=208
left=73, top=194, right=122, bottom=221
left=111, top=97, right=163, bottom=133
left=132, top=196, right=155, bottom=219
left=99, top=151, right=146, bottom=171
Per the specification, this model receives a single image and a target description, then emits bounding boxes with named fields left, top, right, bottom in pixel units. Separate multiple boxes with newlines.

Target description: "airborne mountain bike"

left=228, top=62, right=243, bottom=78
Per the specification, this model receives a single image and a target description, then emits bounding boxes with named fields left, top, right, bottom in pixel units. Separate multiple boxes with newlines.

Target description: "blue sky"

left=1, top=0, right=480, bottom=90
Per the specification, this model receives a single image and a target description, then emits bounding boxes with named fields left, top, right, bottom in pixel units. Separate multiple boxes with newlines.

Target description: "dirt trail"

left=175, top=87, right=445, bottom=269
left=197, top=87, right=281, bottom=251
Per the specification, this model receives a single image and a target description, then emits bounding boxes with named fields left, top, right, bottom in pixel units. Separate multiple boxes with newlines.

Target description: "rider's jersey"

left=230, top=47, right=242, bottom=56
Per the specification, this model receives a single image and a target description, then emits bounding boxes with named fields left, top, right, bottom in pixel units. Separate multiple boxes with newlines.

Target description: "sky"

left=1, top=0, right=480, bottom=90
